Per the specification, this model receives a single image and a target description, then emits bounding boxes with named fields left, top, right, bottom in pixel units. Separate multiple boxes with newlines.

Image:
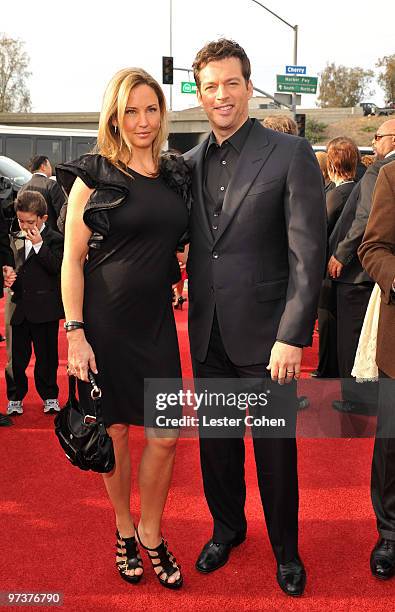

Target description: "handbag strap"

left=68, top=370, right=105, bottom=426
left=68, top=374, right=77, bottom=402
left=87, top=370, right=104, bottom=423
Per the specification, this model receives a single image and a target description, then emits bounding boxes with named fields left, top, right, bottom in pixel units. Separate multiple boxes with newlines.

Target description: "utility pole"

left=169, top=0, right=173, bottom=110
left=250, top=0, right=298, bottom=119
left=292, top=25, right=298, bottom=118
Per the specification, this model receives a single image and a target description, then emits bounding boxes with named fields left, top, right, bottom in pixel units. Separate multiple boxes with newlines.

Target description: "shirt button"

left=221, top=160, right=227, bottom=165
left=213, top=212, right=219, bottom=217
left=212, top=225, right=218, bottom=230
left=220, top=186, right=225, bottom=191
left=212, top=251, right=219, bottom=259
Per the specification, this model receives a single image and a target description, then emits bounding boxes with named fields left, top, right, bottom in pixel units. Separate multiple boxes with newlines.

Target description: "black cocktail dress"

left=57, top=154, right=189, bottom=426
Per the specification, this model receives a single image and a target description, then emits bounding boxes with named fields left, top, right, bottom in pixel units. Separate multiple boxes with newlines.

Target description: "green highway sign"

left=181, top=81, right=197, bottom=94
left=276, top=75, right=318, bottom=94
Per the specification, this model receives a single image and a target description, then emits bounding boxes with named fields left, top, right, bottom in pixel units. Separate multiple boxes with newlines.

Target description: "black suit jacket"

left=18, top=174, right=66, bottom=230
left=184, top=120, right=327, bottom=365
left=10, top=226, right=64, bottom=324
left=329, top=151, right=395, bottom=285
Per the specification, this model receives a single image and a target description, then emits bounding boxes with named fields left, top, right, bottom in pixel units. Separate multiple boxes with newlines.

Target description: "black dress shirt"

left=204, top=118, right=252, bottom=237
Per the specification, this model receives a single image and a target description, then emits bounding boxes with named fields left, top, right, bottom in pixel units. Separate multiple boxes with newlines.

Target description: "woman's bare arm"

left=61, top=177, right=97, bottom=381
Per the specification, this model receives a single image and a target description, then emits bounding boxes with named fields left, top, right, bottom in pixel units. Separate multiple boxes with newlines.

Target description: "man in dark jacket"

left=18, top=156, right=66, bottom=230
left=359, top=160, right=395, bottom=580
left=328, top=119, right=395, bottom=413
left=185, top=39, right=326, bottom=596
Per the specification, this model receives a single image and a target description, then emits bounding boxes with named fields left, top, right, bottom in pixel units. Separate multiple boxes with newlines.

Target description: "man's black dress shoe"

left=297, top=396, right=310, bottom=411
left=332, top=400, right=377, bottom=415
left=0, top=413, right=13, bottom=426
left=276, top=557, right=306, bottom=597
left=370, top=539, right=395, bottom=580
left=332, top=400, right=360, bottom=413
left=196, top=535, right=246, bottom=573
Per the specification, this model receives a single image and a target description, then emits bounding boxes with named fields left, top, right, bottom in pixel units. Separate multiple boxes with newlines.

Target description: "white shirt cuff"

left=33, top=241, right=43, bottom=254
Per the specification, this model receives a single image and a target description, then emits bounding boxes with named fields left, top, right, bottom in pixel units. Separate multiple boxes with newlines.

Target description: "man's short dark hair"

left=192, top=38, right=251, bottom=91
left=15, top=190, right=48, bottom=217
left=28, top=155, right=49, bottom=173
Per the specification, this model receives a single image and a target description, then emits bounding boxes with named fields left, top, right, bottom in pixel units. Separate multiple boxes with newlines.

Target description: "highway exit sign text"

left=276, top=75, right=318, bottom=94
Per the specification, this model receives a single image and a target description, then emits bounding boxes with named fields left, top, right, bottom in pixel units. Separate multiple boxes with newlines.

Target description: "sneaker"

left=6, top=400, right=23, bottom=415
left=43, top=399, right=60, bottom=414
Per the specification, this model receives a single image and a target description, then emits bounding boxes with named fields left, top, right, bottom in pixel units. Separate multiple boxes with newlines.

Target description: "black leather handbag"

left=54, top=371, right=115, bottom=473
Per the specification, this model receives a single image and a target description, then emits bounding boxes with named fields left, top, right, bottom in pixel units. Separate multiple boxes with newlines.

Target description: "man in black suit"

left=328, top=119, right=395, bottom=414
left=4, top=190, right=64, bottom=416
left=185, top=39, right=326, bottom=596
left=18, top=156, right=66, bottom=230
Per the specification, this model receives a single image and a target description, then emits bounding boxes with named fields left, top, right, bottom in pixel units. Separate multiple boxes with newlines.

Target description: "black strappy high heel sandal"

left=115, top=530, right=144, bottom=585
left=136, top=527, right=183, bottom=590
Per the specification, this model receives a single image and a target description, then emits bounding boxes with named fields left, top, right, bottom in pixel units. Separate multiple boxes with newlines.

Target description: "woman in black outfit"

left=316, top=137, right=359, bottom=378
left=326, top=139, right=358, bottom=235
left=58, top=68, right=189, bottom=588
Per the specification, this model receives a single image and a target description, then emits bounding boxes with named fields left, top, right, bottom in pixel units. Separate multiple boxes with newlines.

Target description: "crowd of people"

left=1, top=38, right=395, bottom=594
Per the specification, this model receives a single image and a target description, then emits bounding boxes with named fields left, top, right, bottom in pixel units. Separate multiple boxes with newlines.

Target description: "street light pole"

left=169, top=0, right=173, bottom=111
left=292, top=24, right=298, bottom=118
left=249, top=0, right=298, bottom=119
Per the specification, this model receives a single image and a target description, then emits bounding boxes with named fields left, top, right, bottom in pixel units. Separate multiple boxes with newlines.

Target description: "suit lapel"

left=25, top=245, right=35, bottom=262
left=213, top=121, right=276, bottom=246
left=190, top=137, right=212, bottom=239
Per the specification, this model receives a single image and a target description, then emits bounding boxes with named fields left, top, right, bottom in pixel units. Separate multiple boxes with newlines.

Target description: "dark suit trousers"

left=372, top=371, right=395, bottom=540
left=317, top=279, right=339, bottom=377
left=10, top=318, right=59, bottom=401
left=336, top=282, right=378, bottom=409
left=193, top=313, right=299, bottom=564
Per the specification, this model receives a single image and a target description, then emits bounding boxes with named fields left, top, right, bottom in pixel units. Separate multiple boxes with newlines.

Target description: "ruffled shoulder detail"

left=55, top=154, right=129, bottom=249
left=159, top=153, right=192, bottom=203
left=56, top=154, right=130, bottom=193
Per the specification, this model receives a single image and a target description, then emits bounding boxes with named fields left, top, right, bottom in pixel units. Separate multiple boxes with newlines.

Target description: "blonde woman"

left=57, top=68, right=189, bottom=589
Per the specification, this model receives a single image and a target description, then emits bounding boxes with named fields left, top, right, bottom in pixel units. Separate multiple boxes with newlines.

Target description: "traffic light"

left=162, top=56, right=174, bottom=85
left=295, top=113, right=306, bottom=137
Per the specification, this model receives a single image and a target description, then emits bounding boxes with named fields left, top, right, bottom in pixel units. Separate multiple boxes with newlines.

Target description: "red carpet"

left=0, top=299, right=393, bottom=611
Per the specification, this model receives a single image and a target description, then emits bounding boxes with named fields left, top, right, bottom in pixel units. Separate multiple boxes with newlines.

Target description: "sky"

left=2, top=0, right=394, bottom=113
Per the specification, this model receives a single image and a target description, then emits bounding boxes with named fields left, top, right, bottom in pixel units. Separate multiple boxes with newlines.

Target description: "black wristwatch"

left=64, top=320, right=85, bottom=332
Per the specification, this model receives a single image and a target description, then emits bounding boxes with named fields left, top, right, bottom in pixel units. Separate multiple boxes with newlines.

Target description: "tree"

left=376, top=54, right=395, bottom=104
left=317, top=63, right=374, bottom=108
left=305, top=118, right=327, bottom=144
left=0, top=33, right=32, bottom=112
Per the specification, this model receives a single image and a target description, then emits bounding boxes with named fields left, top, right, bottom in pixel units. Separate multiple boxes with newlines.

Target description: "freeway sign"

left=181, top=81, right=197, bottom=94
left=286, top=65, right=306, bottom=75
left=276, top=75, right=317, bottom=94
left=274, top=92, right=301, bottom=106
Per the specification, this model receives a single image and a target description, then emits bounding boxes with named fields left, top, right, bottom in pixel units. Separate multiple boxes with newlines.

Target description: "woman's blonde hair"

left=262, top=115, right=298, bottom=135
left=96, top=67, right=168, bottom=175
